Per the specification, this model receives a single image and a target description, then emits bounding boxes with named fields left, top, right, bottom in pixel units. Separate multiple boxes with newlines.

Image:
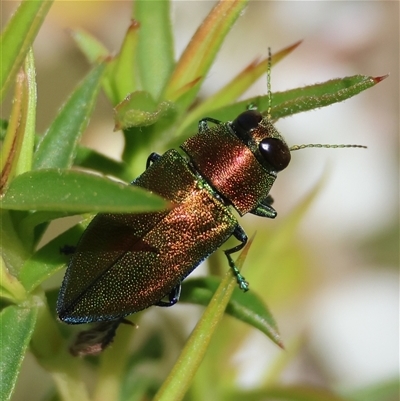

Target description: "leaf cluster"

left=0, top=1, right=391, bottom=401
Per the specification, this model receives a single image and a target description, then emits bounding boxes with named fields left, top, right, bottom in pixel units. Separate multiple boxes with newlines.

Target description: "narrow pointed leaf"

left=0, top=0, right=53, bottom=101
left=231, top=386, right=351, bottom=401
left=1, top=169, right=169, bottom=213
left=174, top=74, right=387, bottom=144
left=69, top=28, right=109, bottom=64
left=0, top=305, right=38, bottom=401
left=271, top=74, right=389, bottom=120
left=154, top=236, right=254, bottom=401
left=162, top=0, right=248, bottom=106
left=134, top=1, right=174, bottom=100
left=175, top=41, right=302, bottom=138
left=0, top=49, right=36, bottom=193
left=247, top=173, right=327, bottom=302
left=74, top=146, right=132, bottom=182
left=69, top=28, right=126, bottom=106
left=106, top=20, right=140, bottom=105
left=181, top=276, right=282, bottom=347
left=114, top=91, right=175, bottom=129
left=15, top=48, right=37, bottom=176
left=0, top=257, right=26, bottom=302
left=250, top=74, right=387, bottom=121
left=0, top=210, right=30, bottom=276
left=0, top=69, right=27, bottom=193
left=0, top=123, right=132, bottom=182
left=19, top=221, right=89, bottom=292
left=33, top=63, right=106, bottom=170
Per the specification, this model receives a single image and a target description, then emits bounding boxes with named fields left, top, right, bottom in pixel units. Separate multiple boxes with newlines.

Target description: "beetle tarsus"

left=224, top=226, right=249, bottom=292
left=156, top=283, right=181, bottom=307
left=198, top=117, right=223, bottom=133
left=225, top=253, right=249, bottom=292
left=146, top=152, right=161, bottom=168
left=251, top=202, right=277, bottom=218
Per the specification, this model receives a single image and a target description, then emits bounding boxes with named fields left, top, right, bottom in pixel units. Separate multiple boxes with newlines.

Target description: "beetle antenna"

left=290, top=143, right=367, bottom=151
left=267, top=47, right=272, bottom=120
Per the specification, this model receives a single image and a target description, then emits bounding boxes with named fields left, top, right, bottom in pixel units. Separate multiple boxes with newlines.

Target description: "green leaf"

left=0, top=256, right=26, bottom=302
left=1, top=48, right=36, bottom=193
left=0, top=64, right=28, bottom=192
left=17, top=211, right=76, bottom=249
left=105, top=20, right=140, bottom=105
left=15, top=48, right=37, bottom=176
left=245, top=173, right=327, bottom=306
left=1, top=169, right=169, bottom=213
left=69, top=28, right=109, bottom=64
left=172, top=74, right=387, bottom=145
left=175, top=41, right=302, bottom=138
left=162, top=0, right=249, bottom=107
left=0, top=305, right=38, bottom=401
left=181, top=277, right=282, bottom=347
left=71, top=22, right=141, bottom=106
left=134, top=1, right=174, bottom=100
left=74, top=146, right=132, bottom=183
left=114, top=91, right=175, bottom=130
left=33, top=63, right=107, bottom=170
left=229, top=386, right=351, bottom=401
left=0, top=210, right=30, bottom=276
left=0, top=0, right=53, bottom=101
left=0, top=119, right=7, bottom=137
left=348, top=379, right=400, bottom=401
left=19, top=221, right=88, bottom=292
left=154, top=236, right=254, bottom=401
left=27, top=295, right=91, bottom=401
left=0, top=121, right=132, bottom=183
left=271, top=74, right=388, bottom=120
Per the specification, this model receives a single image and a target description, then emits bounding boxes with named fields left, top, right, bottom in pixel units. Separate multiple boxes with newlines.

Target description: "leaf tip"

left=244, top=57, right=261, bottom=72
left=128, top=19, right=141, bottom=31
left=276, top=337, right=285, bottom=349
left=372, top=74, right=389, bottom=84
left=168, top=76, right=202, bottom=102
left=287, top=39, right=303, bottom=52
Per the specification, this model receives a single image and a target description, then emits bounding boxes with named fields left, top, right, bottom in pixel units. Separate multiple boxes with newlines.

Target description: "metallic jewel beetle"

left=57, top=108, right=290, bottom=324
left=56, top=51, right=365, bottom=355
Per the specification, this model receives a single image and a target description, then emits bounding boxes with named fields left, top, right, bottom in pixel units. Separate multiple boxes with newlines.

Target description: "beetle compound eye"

left=259, top=138, right=291, bottom=171
left=231, top=110, right=263, bottom=137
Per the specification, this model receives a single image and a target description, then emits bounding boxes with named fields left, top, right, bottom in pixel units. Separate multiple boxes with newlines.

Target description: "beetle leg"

left=224, top=226, right=249, bottom=292
left=250, top=195, right=277, bottom=218
left=60, top=245, right=76, bottom=255
left=146, top=152, right=161, bottom=169
left=156, top=283, right=181, bottom=307
left=198, top=117, right=223, bottom=133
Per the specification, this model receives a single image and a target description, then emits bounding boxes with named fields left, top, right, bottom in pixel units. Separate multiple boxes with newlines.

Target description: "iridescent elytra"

left=57, top=109, right=289, bottom=324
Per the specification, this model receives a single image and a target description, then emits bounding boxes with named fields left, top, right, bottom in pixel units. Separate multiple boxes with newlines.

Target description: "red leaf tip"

left=129, top=19, right=140, bottom=30
left=372, top=74, right=389, bottom=84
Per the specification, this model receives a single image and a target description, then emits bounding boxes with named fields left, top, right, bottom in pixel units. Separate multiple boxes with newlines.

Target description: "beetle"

left=57, top=108, right=290, bottom=324
left=56, top=52, right=365, bottom=354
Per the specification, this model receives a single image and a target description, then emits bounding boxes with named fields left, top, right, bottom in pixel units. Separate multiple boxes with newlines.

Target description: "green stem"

left=29, top=291, right=90, bottom=401
left=93, top=322, right=137, bottom=401
left=153, top=268, right=238, bottom=401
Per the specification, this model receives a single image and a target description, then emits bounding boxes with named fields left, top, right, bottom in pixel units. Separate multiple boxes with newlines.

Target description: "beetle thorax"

left=181, top=122, right=276, bottom=216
